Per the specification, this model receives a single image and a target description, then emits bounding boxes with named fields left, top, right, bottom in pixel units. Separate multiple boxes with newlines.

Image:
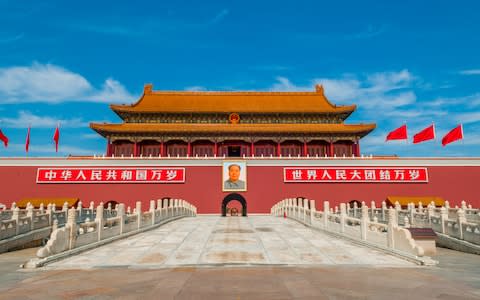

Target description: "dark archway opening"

left=348, top=200, right=362, bottom=208
left=104, top=200, right=119, bottom=209
left=222, top=193, right=247, bottom=217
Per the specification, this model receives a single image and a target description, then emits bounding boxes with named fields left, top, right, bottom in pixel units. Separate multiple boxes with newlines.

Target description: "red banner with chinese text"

left=284, top=167, right=428, bottom=183
left=36, top=167, right=185, bottom=183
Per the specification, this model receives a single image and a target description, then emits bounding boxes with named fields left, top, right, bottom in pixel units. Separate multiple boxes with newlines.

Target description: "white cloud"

left=81, top=133, right=103, bottom=139
left=0, top=33, right=25, bottom=44
left=454, top=112, right=480, bottom=124
left=459, top=69, right=480, bottom=75
left=184, top=86, right=207, bottom=91
left=0, top=63, right=135, bottom=104
left=267, top=71, right=480, bottom=156
left=0, top=111, right=86, bottom=128
left=346, top=25, right=388, bottom=40
left=270, top=70, right=416, bottom=111
left=209, top=9, right=229, bottom=25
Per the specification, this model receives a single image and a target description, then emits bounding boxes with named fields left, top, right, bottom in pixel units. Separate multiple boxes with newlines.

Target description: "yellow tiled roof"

left=17, top=198, right=79, bottom=208
left=386, top=196, right=445, bottom=207
left=110, top=84, right=356, bottom=114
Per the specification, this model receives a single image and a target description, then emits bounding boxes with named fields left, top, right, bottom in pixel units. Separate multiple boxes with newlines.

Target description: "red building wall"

left=0, top=160, right=479, bottom=213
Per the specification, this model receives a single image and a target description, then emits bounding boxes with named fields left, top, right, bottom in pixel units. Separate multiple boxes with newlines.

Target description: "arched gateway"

left=222, top=193, right=247, bottom=217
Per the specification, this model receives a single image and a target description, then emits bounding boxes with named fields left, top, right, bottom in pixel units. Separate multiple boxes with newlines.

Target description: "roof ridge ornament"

left=315, top=84, right=324, bottom=94
left=144, top=83, right=153, bottom=95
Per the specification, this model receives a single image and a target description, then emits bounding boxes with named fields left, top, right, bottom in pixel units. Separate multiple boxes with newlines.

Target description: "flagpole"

left=26, top=124, right=30, bottom=158
left=432, top=122, right=436, bottom=141
left=461, top=123, right=464, bottom=146
left=57, top=122, right=59, bottom=158
left=404, top=121, right=408, bottom=145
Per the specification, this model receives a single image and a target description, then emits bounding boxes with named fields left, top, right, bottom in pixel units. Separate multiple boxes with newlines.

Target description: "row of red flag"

left=0, top=126, right=60, bottom=152
left=386, top=124, right=464, bottom=146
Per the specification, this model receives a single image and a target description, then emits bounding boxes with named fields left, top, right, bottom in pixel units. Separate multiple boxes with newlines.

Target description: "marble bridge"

left=46, top=215, right=413, bottom=269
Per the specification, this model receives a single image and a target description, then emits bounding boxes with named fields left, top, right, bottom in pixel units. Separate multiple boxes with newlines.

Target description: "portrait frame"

left=222, top=161, right=247, bottom=192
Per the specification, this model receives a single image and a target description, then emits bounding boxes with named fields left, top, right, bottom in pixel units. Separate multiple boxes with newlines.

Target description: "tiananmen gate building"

left=1, top=84, right=479, bottom=214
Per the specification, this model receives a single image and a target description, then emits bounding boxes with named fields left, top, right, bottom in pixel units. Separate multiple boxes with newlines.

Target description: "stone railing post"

left=77, top=200, right=83, bottom=221
left=67, top=207, right=77, bottom=250
left=157, top=199, right=162, bottom=210
left=417, top=202, right=423, bottom=214
left=39, top=203, right=45, bottom=215
left=427, top=204, right=435, bottom=225
left=303, top=198, right=308, bottom=223
left=95, top=205, right=104, bottom=241
left=340, top=203, right=346, bottom=233
left=157, top=199, right=163, bottom=219
left=136, top=201, right=142, bottom=229
left=12, top=207, right=20, bottom=235
left=361, top=204, right=368, bottom=240
left=394, top=201, right=401, bottom=224
left=46, top=204, right=53, bottom=226
left=444, top=201, right=450, bottom=210
left=117, top=203, right=125, bottom=234
left=89, top=201, right=95, bottom=216
left=352, top=201, right=358, bottom=218
left=381, top=201, right=387, bottom=222
left=107, top=202, right=112, bottom=217
left=370, top=201, right=376, bottom=219
left=440, top=207, right=448, bottom=234
left=457, top=209, right=466, bottom=240
left=387, top=208, right=396, bottom=248
left=27, top=205, right=35, bottom=230
left=409, top=203, right=415, bottom=227
left=310, top=200, right=316, bottom=224
left=150, top=200, right=156, bottom=225
left=323, top=201, right=330, bottom=228
left=63, top=202, right=69, bottom=222
left=174, top=199, right=179, bottom=216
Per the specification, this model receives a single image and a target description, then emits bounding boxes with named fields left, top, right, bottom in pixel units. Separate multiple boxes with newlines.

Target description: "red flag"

left=25, top=127, right=31, bottom=153
left=53, top=125, right=60, bottom=152
left=0, top=129, right=8, bottom=147
left=386, top=124, right=408, bottom=141
left=413, top=124, right=435, bottom=144
left=442, top=124, right=463, bottom=146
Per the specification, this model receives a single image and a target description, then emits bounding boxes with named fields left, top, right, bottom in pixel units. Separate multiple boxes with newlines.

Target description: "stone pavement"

left=47, top=215, right=413, bottom=268
left=0, top=216, right=479, bottom=299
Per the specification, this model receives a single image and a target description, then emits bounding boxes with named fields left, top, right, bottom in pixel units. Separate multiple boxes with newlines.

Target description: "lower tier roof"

left=90, top=123, right=376, bottom=138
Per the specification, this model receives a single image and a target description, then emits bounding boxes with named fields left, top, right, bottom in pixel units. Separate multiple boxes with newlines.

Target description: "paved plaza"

left=0, top=216, right=479, bottom=299
left=48, top=215, right=413, bottom=268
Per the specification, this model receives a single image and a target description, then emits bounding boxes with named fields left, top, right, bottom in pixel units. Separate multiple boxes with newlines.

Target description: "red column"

left=303, top=141, right=308, bottom=157
left=133, top=142, right=138, bottom=157
left=214, top=142, right=218, bottom=157
left=160, top=142, right=164, bottom=157
left=329, top=141, right=334, bottom=157
left=106, top=138, right=111, bottom=156
left=277, top=142, right=281, bottom=157
left=187, top=142, right=191, bottom=157
left=351, top=143, right=356, bottom=157
left=251, top=142, right=255, bottom=157
left=356, top=142, right=361, bottom=156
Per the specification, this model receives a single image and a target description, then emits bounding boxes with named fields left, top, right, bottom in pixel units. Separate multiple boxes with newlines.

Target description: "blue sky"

left=0, top=0, right=479, bottom=157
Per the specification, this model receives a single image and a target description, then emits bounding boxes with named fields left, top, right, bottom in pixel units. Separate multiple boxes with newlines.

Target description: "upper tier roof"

left=110, top=84, right=356, bottom=114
